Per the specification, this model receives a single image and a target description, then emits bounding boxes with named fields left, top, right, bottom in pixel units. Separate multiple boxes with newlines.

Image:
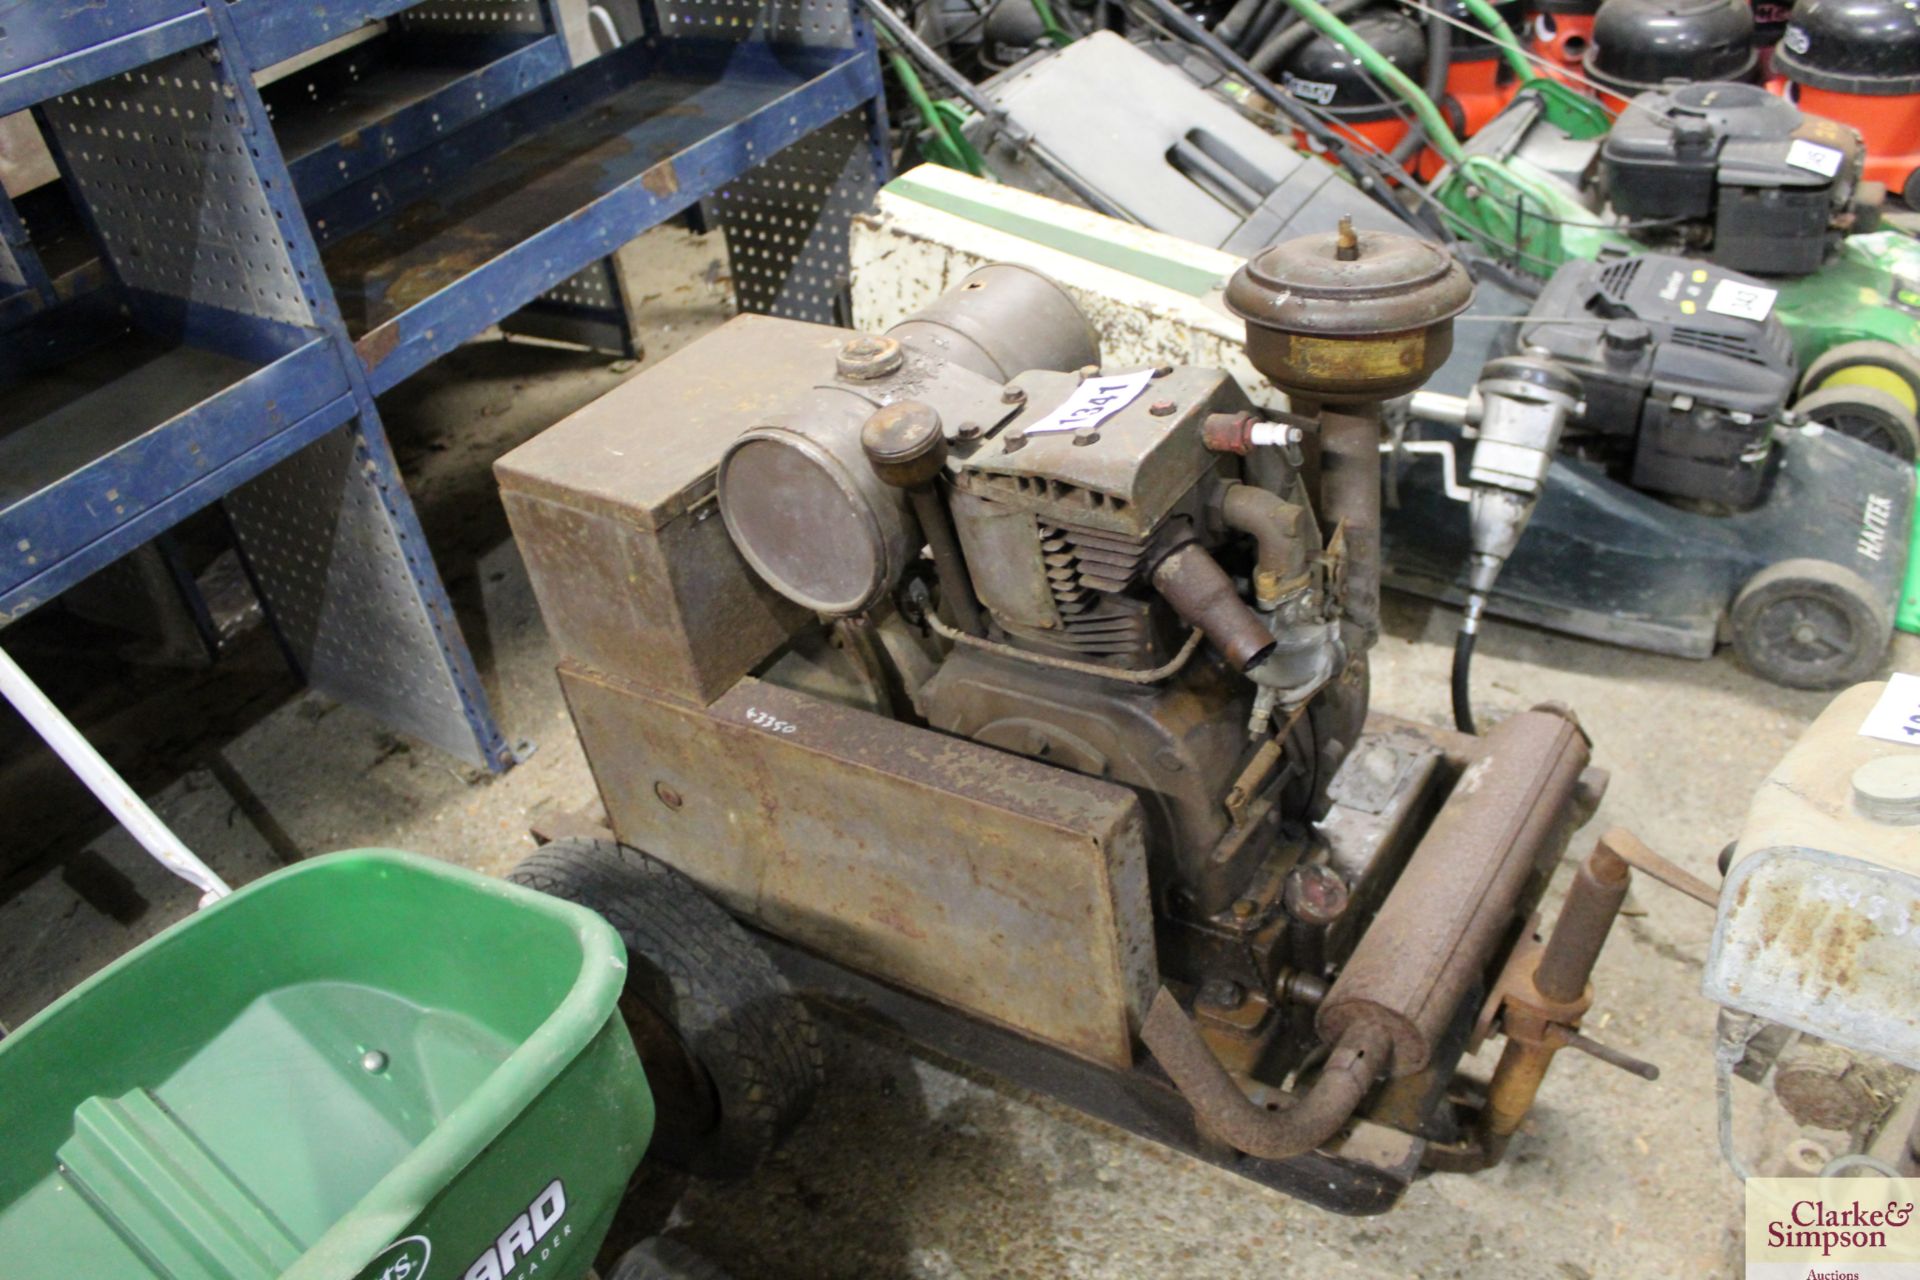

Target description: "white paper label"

left=1859, top=672, right=1920, bottom=746
left=1706, top=277, right=1777, bottom=321
left=1024, top=368, right=1158, bottom=436
left=1785, top=137, right=1844, bottom=178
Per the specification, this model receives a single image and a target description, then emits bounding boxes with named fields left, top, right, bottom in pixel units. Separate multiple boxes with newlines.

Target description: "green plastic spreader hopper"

left=0, top=850, right=654, bottom=1280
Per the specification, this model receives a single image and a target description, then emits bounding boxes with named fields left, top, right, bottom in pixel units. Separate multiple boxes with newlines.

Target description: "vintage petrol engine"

left=498, top=225, right=1643, bottom=1209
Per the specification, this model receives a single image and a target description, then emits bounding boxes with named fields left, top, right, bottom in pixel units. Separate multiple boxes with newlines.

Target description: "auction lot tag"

left=1024, top=368, right=1157, bottom=435
left=1786, top=137, right=1846, bottom=178
left=1746, top=1178, right=1920, bottom=1278
left=1707, top=276, right=1778, bottom=321
left=1859, top=672, right=1920, bottom=746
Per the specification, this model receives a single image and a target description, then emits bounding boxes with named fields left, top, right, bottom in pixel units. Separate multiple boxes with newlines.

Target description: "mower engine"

left=499, top=228, right=1639, bottom=1210
left=1597, top=81, right=1881, bottom=276
left=1515, top=253, right=1798, bottom=507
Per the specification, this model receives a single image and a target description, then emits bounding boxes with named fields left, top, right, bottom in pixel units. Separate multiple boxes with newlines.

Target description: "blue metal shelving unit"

left=0, top=0, right=886, bottom=770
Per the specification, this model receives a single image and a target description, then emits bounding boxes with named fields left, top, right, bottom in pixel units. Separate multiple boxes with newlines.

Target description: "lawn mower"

left=1390, top=250, right=1916, bottom=699
left=897, top=0, right=1920, bottom=462
left=497, top=234, right=1656, bottom=1212
left=1255, top=0, right=1920, bottom=430
left=1574, top=0, right=1919, bottom=198
left=0, top=646, right=799, bottom=1280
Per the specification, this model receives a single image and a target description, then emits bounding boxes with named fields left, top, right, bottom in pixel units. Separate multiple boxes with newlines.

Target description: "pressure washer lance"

left=1399, top=354, right=1582, bottom=733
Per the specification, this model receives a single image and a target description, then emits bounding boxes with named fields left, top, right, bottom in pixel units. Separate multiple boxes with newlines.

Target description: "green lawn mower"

left=1278, top=0, right=1920, bottom=459
left=1178, top=0, right=1920, bottom=683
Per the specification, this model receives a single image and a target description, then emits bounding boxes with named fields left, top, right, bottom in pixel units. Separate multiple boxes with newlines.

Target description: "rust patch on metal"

left=358, top=322, right=401, bottom=369
left=641, top=159, right=679, bottom=198
left=558, top=663, right=1157, bottom=1068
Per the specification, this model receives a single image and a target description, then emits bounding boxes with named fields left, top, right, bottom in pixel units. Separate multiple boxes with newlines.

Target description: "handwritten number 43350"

left=745, top=707, right=798, bottom=734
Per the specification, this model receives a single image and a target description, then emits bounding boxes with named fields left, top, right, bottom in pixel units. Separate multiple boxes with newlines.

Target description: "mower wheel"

left=607, top=1238, right=734, bottom=1280
left=1794, top=385, right=1920, bottom=461
left=1729, top=558, right=1892, bottom=690
left=509, top=838, right=822, bottom=1179
left=1798, top=339, right=1920, bottom=424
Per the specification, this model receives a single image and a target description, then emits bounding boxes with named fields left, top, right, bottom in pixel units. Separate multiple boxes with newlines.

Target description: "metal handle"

left=0, top=645, right=230, bottom=902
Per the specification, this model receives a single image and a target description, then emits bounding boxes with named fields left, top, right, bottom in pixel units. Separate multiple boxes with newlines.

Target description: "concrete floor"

left=3, top=223, right=1913, bottom=1278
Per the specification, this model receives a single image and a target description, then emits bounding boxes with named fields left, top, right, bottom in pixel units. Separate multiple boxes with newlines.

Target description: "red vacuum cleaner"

left=1280, top=8, right=1438, bottom=167
left=1524, top=0, right=1603, bottom=84
left=1583, top=0, right=1758, bottom=111
left=1771, top=0, right=1920, bottom=206
left=1441, top=0, right=1526, bottom=131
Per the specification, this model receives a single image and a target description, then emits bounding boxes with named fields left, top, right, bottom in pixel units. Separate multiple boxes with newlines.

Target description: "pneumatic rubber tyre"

left=1793, top=384, right=1920, bottom=461
left=1729, top=558, right=1892, bottom=690
left=508, top=838, right=822, bottom=1179
left=607, top=1238, right=734, bottom=1280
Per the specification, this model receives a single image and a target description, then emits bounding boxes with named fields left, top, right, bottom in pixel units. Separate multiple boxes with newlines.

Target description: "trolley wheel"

left=1903, top=167, right=1920, bottom=212
left=607, top=1238, right=734, bottom=1280
left=1793, top=384, right=1920, bottom=461
left=1798, top=340, right=1920, bottom=426
left=1729, top=558, right=1892, bottom=690
left=509, top=838, right=823, bottom=1179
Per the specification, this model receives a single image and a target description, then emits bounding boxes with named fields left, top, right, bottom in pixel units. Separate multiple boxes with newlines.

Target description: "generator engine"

left=714, top=255, right=1384, bottom=961
left=1515, top=253, right=1798, bottom=507
left=500, top=225, right=1637, bottom=1207
left=1597, top=81, right=1881, bottom=276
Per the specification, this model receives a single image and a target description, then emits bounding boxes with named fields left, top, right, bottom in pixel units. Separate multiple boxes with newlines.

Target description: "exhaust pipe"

left=1145, top=706, right=1590, bottom=1159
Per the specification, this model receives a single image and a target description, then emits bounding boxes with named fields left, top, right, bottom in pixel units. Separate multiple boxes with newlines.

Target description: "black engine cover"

left=1516, top=254, right=1796, bottom=507
left=1598, top=82, right=1868, bottom=275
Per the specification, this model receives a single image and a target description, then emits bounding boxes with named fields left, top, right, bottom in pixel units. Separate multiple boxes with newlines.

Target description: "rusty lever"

left=1554, top=1027, right=1661, bottom=1081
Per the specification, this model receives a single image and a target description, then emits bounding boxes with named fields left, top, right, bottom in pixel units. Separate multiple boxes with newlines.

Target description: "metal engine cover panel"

left=496, top=315, right=831, bottom=704
left=1705, top=681, right=1920, bottom=1068
left=562, top=664, right=1158, bottom=1068
left=920, top=647, right=1257, bottom=915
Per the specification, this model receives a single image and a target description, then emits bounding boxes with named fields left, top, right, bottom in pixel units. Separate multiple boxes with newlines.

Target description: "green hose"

left=888, top=47, right=987, bottom=176
left=1450, top=0, right=1534, bottom=84
left=1030, top=0, right=1075, bottom=44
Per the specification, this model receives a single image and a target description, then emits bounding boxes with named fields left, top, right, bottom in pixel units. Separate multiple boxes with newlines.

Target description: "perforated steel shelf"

left=0, top=0, right=885, bottom=771
left=313, top=38, right=880, bottom=391
left=264, top=32, right=573, bottom=205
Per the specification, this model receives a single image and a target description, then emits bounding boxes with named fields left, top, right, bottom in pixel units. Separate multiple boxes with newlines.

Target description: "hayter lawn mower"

left=1210, top=0, right=1920, bottom=699
left=498, top=236, right=1658, bottom=1212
